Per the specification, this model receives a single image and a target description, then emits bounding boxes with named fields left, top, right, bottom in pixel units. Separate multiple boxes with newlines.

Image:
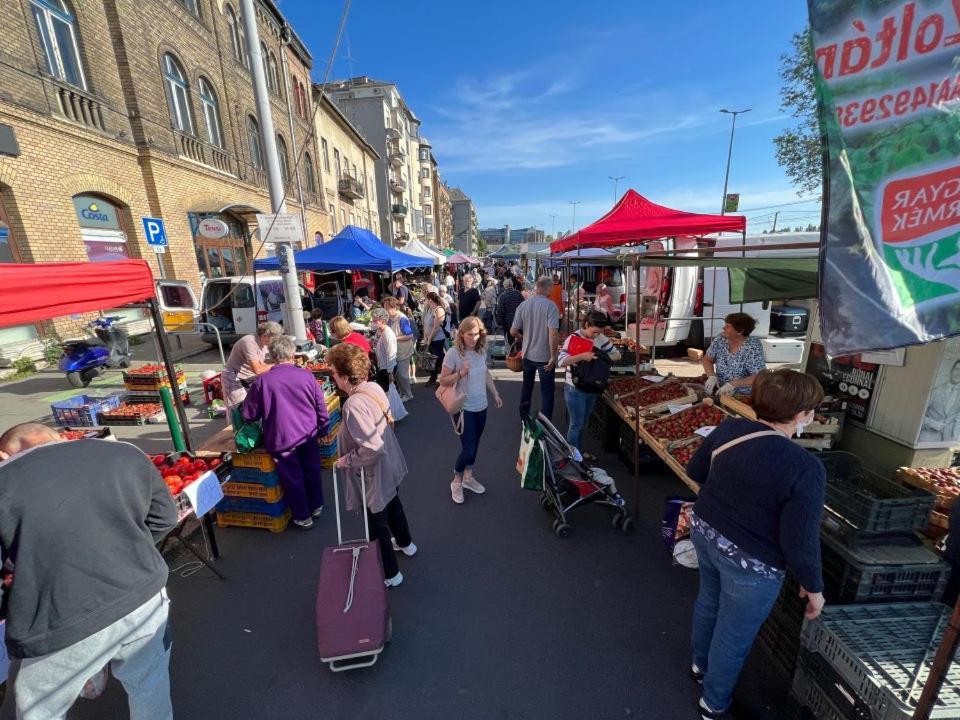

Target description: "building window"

left=333, top=148, right=341, bottom=178
left=423, top=187, right=431, bottom=199
left=198, top=77, right=223, bottom=147
left=276, top=134, right=289, bottom=182
left=178, top=0, right=200, bottom=18
left=246, top=115, right=263, bottom=169
left=31, top=0, right=86, bottom=89
left=225, top=5, right=248, bottom=67
left=268, top=52, right=281, bottom=95
left=329, top=203, right=336, bottom=232
left=341, top=208, right=347, bottom=227
left=421, top=167, right=430, bottom=179
left=162, top=53, right=193, bottom=134
left=419, top=148, right=429, bottom=161
left=303, top=152, right=316, bottom=192
left=321, top=138, right=330, bottom=172
left=425, top=220, right=433, bottom=235
left=260, top=43, right=270, bottom=89
left=424, top=204, right=432, bottom=215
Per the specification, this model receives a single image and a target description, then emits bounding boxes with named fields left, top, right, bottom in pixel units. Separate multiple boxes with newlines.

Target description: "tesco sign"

left=197, top=218, right=230, bottom=239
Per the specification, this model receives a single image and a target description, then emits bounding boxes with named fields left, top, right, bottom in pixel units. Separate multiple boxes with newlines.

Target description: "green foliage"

left=773, top=29, right=824, bottom=198
left=42, top=340, right=63, bottom=365
left=12, top=357, right=36, bottom=377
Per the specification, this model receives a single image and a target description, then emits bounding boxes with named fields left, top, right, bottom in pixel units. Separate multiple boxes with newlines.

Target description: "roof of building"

left=448, top=187, right=472, bottom=202
left=312, top=88, right=381, bottom=159
left=257, top=0, right=312, bottom=67
left=323, top=77, right=419, bottom=123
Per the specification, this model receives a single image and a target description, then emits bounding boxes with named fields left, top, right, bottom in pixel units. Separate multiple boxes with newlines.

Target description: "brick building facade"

left=0, top=0, right=328, bottom=345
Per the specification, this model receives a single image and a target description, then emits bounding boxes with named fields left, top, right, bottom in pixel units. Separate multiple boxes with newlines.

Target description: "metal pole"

left=240, top=0, right=306, bottom=344
left=633, top=254, right=641, bottom=519
left=148, top=299, right=193, bottom=452
left=570, top=201, right=581, bottom=234
left=719, top=108, right=750, bottom=215
left=609, top=176, right=624, bottom=205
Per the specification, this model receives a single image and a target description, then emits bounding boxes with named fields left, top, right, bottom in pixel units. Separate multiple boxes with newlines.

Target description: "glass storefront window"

left=189, top=211, right=250, bottom=279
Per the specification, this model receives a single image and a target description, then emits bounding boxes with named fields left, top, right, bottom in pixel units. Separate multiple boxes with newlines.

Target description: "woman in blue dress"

left=702, top=313, right=766, bottom=396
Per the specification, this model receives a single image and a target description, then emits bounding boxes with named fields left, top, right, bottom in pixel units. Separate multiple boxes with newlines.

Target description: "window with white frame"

left=247, top=115, right=263, bottom=169
left=276, top=134, right=289, bottom=182
left=162, top=53, right=193, bottom=134
left=321, top=138, right=330, bottom=172
left=198, top=77, right=223, bottom=147
left=226, top=5, right=248, bottom=68
left=30, top=0, right=86, bottom=89
left=329, top=203, right=337, bottom=232
left=423, top=187, right=431, bottom=199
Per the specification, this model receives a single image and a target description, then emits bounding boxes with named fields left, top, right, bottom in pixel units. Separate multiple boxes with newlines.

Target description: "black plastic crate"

left=586, top=401, right=620, bottom=453
left=820, top=532, right=948, bottom=604
left=754, top=575, right=805, bottom=680
left=617, top=420, right=637, bottom=469
left=824, top=464, right=935, bottom=537
left=792, top=649, right=872, bottom=720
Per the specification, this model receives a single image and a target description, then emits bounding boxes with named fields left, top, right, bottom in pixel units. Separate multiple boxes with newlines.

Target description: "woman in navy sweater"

left=684, top=369, right=826, bottom=720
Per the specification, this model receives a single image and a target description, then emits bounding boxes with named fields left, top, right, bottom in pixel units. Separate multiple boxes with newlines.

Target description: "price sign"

left=642, top=375, right=664, bottom=383
left=667, top=403, right=692, bottom=415
left=694, top=426, right=716, bottom=438
left=182, top=470, right=224, bottom=518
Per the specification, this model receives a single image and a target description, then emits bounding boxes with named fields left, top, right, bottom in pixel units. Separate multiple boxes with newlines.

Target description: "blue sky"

left=281, top=0, right=821, bottom=235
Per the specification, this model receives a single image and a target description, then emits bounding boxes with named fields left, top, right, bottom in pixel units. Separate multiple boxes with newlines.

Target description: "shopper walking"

left=495, top=278, right=524, bottom=335
left=558, top=311, right=621, bottom=452
left=370, top=308, right=397, bottom=393
left=383, top=297, right=415, bottom=401
left=329, top=315, right=372, bottom=354
left=422, top=291, right=449, bottom=388
left=458, top=274, right=482, bottom=319
left=684, top=369, right=826, bottom=720
left=0, top=423, right=177, bottom=720
left=221, top=321, right=281, bottom=409
left=702, top=313, right=766, bottom=396
left=242, top=336, right=330, bottom=529
left=327, top=343, right=416, bottom=588
left=439, top=317, right=503, bottom=504
left=480, top=279, right=498, bottom=333
left=511, top=276, right=560, bottom=421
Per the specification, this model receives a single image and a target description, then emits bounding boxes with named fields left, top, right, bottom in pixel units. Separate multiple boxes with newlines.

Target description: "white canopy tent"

left=400, top=238, right=446, bottom=264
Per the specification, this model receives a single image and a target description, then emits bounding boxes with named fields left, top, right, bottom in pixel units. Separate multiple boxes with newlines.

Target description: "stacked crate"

left=790, top=451, right=950, bottom=718
left=320, top=392, right=340, bottom=469
left=216, top=450, right=290, bottom=532
left=122, top=364, right=189, bottom=404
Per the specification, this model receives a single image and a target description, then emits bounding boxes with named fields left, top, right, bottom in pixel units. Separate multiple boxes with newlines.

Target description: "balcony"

left=52, top=80, right=106, bottom=133
left=391, top=204, right=408, bottom=217
left=388, top=141, right=407, bottom=167
left=385, top=120, right=401, bottom=139
left=389, top=175, right=406, bottom=193
left=174, top=131, right=232, bottom=174
left=337, top=174, right=365, bottom=200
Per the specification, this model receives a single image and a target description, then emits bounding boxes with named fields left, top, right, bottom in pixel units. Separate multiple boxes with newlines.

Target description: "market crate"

left=221, top=481, right=283, bottom=502
left=719, top=392, right=756, bottom=420
left=820, top=532, right=949, bottom=604
left=821, top=453, right=935, bottom=538
left=321, top=454, right=338, bottom=469
left=50, top=393, right=123, bottom=427
left=753, top=575, right=805, bottom=681
left=123, top=386, right=190, bottom=405
left=122, top=364, right=184, bottom=382
left=98, top=403, right=165, bottom=426
left=228, top=466, right=281, bottom=487
left=57, top=426, right=114, bottom=441
left=201, top=373, right=223, bottom=404
left=163, top=451, right=232, bottom=482
left=897, top=467, right=960, bottom=511
left=792, top=649, right=872, bottom=720
left=587, top=398, right=620, bottom=452
left=617, top=419, right=638, bottom=469
left=800, top=602, right=960, bottom=720
left=216, top=509, right=291, bottom=532
left=232, top=450, right=276, bottom=472
left=325, top=393, right=340, bottom=415
left=320, top=423, right=340, bottom=446
left=326, top=409, right=341, bottom=431
left=216, top=496, right=287, bottom=516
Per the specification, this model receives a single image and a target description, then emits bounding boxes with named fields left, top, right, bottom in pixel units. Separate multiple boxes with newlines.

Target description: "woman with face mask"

left=682, top=369, right=826, bottom=720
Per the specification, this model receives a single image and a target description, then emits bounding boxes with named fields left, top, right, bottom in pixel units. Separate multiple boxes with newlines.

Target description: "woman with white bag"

left=439, top=316, right=502, bottom=504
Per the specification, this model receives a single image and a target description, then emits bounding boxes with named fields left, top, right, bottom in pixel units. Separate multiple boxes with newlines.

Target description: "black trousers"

left=375, top=368, right=391, bottom=393
left=366, top=493, right=412, bottom=580
left=428, top=339, right=446, bottom=382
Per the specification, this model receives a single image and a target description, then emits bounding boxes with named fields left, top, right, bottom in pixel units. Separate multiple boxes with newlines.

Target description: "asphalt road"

left=49, top=369, right=799, bottom=720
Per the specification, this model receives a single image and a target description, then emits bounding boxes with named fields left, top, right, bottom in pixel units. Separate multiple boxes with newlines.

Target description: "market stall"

left=400, top=237, right=446, bottom=265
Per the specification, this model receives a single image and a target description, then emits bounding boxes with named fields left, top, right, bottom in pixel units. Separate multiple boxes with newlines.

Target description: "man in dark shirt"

left=0, top=423, right=178, bottom=720
left=458, top=274, right=482, bottom=318
left=391, top=274, right=410, bottom=307
left=495, top=278, right=524, bottom=333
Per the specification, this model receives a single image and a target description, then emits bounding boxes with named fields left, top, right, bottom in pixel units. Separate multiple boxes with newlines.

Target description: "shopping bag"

left=661, top=495, right=696, bottom=550
left=517, top=421, right=545, bottom=491
left=387, top=383, right=408, bottom=422
left=414, top=350, right=436, bottom=372
left=231, top=407, right=264, bottom=453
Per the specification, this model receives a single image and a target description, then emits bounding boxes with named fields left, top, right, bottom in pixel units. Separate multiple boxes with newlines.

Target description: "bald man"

left=0, top=423, right=178, bottom=720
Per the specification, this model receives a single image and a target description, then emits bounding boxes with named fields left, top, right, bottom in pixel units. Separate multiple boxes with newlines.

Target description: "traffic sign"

left=142, top=217, right=169, bottom=247
left=256, top=213, right=304, bottom=246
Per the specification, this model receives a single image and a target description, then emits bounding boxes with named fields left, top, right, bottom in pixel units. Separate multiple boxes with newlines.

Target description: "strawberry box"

left=642, top=401, right=728, bottom=444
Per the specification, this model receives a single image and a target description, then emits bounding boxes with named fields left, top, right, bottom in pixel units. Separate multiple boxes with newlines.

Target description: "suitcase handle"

left=331, top=465, right=371, bottom=546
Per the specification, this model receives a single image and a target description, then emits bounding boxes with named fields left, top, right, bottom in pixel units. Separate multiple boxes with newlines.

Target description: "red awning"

left=550, top=190, right=746, bottom=253
left=0, top=260, right=156, bottom=328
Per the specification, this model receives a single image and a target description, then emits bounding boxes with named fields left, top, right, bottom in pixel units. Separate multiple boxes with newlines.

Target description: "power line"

left=737, top=197, right=821, bottom=212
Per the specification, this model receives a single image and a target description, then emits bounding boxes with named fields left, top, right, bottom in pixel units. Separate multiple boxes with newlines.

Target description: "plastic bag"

left=517, top=422, right=545, bottom=491
left=231, top=407, right=263, bottom=453
left=661, top=496, right=696, bottom=550
left=387, top=383, right=408, bottom=422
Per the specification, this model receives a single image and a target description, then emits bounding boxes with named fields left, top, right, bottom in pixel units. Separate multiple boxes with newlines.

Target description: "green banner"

left=809, top=0, right=960, bottom=354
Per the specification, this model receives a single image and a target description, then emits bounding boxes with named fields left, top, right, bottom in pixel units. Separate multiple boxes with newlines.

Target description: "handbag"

left=517, top=420, right=545, bottom=491
left=506, top=339, right=523, bottom=373
left=231, top=407, right=264, bottom=453
left=435, top=349, right=466, bottom=434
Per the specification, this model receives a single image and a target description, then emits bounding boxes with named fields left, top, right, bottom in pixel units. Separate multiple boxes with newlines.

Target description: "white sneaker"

left=384, top=571, right=403, bottom=588
left=391, top=539, right=418, bottom=557
left=311, top=505, right=324, bottom=518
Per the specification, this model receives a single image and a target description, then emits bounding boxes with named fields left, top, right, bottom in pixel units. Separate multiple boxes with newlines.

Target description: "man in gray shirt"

left=511, top=276, right=560, bottom=420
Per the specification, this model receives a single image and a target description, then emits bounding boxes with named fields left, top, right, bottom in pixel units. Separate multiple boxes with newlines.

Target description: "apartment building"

left=435, top=176, right=453, bottom=248
left=449, top=186, right=478, bottom=256
left=0, top=0, right=326, bottom=344
left=418, top=138, right=437, bottom=245
left=313, top=90, right=380, bottom=239
left=324, top=76, right=430, bottom=246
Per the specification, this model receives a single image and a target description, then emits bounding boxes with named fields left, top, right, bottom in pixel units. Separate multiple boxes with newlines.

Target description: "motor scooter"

left=59, top=316, right=132, bottom=388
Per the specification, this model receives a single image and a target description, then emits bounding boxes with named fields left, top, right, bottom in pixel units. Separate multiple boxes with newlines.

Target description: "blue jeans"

left=564, top=385, right=597, bottom=451
left=519, top=359, right=556, bottom=421
left=690, top=528, right=783, bottom=712
left=455, top=409, right=487, bottom=473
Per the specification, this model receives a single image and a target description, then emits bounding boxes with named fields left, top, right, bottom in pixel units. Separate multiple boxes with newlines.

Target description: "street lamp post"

left=569, top=201, right=581, bottom=234
left=719, top=108, right=751, bottom=215
left=549, top=214, right=559, bottom=238
left=608, top=175, right=625, bottom=205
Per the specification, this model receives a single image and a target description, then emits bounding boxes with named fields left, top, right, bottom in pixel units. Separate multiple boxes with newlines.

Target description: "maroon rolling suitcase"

left=316, top=467, right=391, bottom=671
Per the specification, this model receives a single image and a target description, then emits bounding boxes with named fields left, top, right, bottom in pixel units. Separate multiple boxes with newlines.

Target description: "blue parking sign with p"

left=142, top=217, right=168, bottom=247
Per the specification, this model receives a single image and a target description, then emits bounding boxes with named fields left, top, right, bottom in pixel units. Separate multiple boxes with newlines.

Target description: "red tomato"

left=209, top=458, right=222, bottom=468
left=193, top=460, right=208, bottom=472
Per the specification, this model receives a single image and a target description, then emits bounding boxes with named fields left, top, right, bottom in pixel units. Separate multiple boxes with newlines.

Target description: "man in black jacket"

left=0, top=423, right=178, bottom=720
left=495, top=278, right=525, bottom=334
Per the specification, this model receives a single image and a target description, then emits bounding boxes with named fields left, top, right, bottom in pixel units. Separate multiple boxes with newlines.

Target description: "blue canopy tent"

left=253, top=225, right=433, bottom=273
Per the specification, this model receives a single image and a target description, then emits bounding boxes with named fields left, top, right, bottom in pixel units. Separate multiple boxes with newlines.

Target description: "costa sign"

left=197, top=218, right=229, bottom=239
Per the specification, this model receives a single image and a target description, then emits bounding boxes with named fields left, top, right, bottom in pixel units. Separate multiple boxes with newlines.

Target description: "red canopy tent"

left=550, top=189, right=746, bottom=253
left=0, top=260, right=157, bottom=327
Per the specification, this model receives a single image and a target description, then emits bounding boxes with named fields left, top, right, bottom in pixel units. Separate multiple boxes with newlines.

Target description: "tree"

left=773, top=29, right=823, bottom=198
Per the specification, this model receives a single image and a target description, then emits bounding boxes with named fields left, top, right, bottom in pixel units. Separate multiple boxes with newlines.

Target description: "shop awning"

left=544, top=247, right=623, bottom=267
left=0, top=260, right=157, bottom=328
left=446, top=252, right=479, bottom=265
left=399, top=237, right=446, bottom=264
left=252, top=225, right=432, bottom=273
left=550, top=190, right=746, bottom=253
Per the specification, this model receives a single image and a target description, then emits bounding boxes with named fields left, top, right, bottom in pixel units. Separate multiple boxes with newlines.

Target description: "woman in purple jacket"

left=243, top=336, right=330, bottom=529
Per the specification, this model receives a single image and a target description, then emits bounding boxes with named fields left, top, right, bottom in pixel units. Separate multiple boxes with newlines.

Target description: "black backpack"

left=571, top=347, right=612, bottom=394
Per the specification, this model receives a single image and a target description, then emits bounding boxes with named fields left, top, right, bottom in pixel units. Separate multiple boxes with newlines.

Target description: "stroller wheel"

left=612, top=513, right=624, bottom=529
left=554, top=522, right=573, bottom=539
left=539, top=494, right=551, bottom=511
left=620, top=517, right=635, bottom=534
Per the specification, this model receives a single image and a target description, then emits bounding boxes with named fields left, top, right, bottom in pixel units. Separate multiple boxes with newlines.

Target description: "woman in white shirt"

left=439, top=316, right=503, bottom=504
left=370, top=308, right=397, bottom=393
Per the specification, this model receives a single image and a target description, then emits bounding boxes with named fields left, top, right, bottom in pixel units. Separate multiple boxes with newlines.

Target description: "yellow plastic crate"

left=216, top=509, right=290, bottom=532
left=222, top=481, right=283, bottom=502
left=232, top=451, right=276, bottom=472
left=326, top=394, right=340, bottom=415
left=321, top=454, right=338, bottom=469
left=320, top=424, right=340, bottom=445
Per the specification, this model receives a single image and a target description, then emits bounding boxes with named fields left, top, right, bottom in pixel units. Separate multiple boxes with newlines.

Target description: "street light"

left=569, top=201, right=581, bottom=234
left=608, top=176, right=625, bottom=205
left=719, top=108, right=751, bottom=215
left=549, top=214, right=559, bottom=238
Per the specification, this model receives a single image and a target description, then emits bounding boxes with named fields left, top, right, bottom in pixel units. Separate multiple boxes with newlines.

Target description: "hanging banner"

left=808, top=0, right=960, bottom=355
left=723, top=193, right=740, bottom=213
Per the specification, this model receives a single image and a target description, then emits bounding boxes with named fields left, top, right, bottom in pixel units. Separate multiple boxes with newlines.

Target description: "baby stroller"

left=533, top=413, right=634, bottom=538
